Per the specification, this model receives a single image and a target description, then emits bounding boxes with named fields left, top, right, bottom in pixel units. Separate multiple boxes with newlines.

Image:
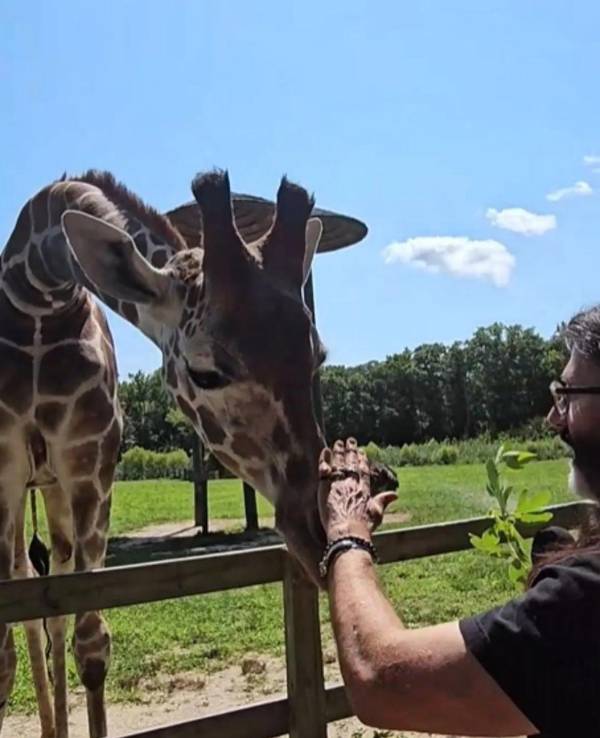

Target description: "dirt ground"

left=4, top=653, right=448, bottom=737
left=6, top=514, right=452, bottom=738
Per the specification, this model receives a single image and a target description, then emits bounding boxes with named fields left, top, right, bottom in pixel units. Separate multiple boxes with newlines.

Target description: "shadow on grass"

left=106, top=527, right=283, bottom=567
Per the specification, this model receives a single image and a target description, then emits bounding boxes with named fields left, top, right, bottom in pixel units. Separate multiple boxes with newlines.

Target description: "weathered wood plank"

left=119, top=696, right=289, bottom=738
left=117, top=684, right=352, bottom=738
left=283, top=558, right=327, bottom=738
left=325, top=682, right=352, bottom=722
left=376, top=500, right=595, bottom=565
left=0, top=501, right=592, bottom=623
left=0, top=545, right=284, bottom=623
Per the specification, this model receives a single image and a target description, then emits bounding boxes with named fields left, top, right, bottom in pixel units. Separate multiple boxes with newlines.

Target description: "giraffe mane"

left=71, top=169, right=188, bottom=252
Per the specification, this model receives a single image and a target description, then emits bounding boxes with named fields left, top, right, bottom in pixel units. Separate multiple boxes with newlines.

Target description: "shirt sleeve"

left=459, top=556, right=600, bottom=737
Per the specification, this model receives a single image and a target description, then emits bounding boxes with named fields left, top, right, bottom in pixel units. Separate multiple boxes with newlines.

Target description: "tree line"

left=118, top=322, right=567, bottom=453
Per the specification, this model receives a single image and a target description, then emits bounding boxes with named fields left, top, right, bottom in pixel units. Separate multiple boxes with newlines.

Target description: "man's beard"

left=563, top=430, right=600, bottom=500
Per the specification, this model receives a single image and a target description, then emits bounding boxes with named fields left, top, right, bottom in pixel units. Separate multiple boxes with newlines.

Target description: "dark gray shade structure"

left=165, top=193, right=368, bottom=253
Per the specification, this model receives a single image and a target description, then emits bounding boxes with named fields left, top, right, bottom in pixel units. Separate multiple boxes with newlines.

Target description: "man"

left=318, top=306, right=600, bottom=737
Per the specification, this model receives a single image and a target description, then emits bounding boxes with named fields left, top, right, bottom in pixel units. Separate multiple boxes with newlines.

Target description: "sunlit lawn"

left=11, top=459, right=576, bottom=713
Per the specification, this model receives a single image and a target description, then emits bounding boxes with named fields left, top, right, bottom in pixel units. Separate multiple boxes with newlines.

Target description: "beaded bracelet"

left=318, top=536, right=378, bottom=579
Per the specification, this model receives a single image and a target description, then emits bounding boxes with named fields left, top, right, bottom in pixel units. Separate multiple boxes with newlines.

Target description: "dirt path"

left=9, top=514, right=439, bottom=737
left=5, top=654, right=448, bottom=737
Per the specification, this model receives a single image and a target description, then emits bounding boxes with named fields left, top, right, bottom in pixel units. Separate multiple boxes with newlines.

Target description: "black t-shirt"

left=459, top=553, right=600, bottom=737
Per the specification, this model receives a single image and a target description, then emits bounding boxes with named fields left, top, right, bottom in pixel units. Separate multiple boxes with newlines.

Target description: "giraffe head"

left=61, top=170, right=327, bottom=581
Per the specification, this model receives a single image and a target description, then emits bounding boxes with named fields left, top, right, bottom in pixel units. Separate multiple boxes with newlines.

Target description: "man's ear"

left=61, top=210, right=172, bottom=304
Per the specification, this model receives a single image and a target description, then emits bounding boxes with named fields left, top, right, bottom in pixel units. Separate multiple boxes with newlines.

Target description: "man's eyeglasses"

left=549, top=380, right=600, bottom=417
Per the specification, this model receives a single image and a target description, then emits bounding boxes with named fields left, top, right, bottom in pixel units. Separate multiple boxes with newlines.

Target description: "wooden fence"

left=0, top=500, right=594, bottom=738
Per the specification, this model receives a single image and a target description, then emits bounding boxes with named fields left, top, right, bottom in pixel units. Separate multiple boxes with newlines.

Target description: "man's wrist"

left=327, top=545, right=374, bottom=582
left=326, top=521, right=372, bottom=542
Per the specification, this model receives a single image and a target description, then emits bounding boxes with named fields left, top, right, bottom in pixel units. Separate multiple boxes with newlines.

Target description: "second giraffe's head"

left=62, top=170, right=327, bottom=581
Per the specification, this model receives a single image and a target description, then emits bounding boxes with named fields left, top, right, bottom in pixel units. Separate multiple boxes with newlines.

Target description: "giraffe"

left=0, top=168, right=328, bottom=737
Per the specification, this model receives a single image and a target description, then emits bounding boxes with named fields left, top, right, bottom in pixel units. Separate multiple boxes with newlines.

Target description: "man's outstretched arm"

left=320, top=439, right=536, bottom=736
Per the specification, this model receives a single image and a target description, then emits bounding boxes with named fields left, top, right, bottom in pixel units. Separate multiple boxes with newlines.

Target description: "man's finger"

left=345, top=437, right=360, bottom=475
left=376, top=491, right=398, bottom=511
left=319, top=448, right=332, bottom=478
left=357, top=448, right=370, bottom=481
left=332, top=439, right=345, bottom=473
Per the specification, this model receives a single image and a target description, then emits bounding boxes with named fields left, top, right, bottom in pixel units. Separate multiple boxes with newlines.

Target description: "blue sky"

left=2, top=1, right=600, bottom=378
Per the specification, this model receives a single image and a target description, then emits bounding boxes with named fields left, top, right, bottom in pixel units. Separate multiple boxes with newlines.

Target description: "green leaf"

left=486, top=460, right=500, bottom=493
left=518, top=511, right=554, bottom=524
left=495, top=444, right=506, bottom=465
left=508, top=562, right=525, bottom=586
left=515, top=489, right=552, bottom=514
left=502, top=450, right=537, bottom=470
left=485, top=483, right=497, bottom=499
left=470, top=530, right=503, bottom=554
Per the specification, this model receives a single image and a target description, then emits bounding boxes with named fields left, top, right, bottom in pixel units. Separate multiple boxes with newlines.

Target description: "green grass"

left=10, top=459, right=576, bottom=714
left=109, top=478, right=274, bottom=535
left=110, top=458, right=574, bottom=534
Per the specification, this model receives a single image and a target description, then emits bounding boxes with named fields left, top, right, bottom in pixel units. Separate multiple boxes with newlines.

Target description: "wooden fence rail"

left=0, top=500, right=594, bottom=738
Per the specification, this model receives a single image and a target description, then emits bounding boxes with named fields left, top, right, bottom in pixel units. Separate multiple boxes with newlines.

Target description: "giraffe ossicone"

left=0, top=168, right=327, bottom=738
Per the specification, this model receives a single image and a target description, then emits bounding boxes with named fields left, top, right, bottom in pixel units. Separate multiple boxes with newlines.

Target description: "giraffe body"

left=0, top=169, right=327, bottom=737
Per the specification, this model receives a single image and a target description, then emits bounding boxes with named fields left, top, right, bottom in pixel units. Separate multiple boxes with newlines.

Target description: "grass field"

left=10, top=459, right=576, bottom=713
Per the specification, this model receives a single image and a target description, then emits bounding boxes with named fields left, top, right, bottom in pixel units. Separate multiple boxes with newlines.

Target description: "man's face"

left=547, top=349, right=600, bottom=499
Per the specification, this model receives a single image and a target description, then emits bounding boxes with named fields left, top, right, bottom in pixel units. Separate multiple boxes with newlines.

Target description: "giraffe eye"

left=187, top=367, right=231, bottom=390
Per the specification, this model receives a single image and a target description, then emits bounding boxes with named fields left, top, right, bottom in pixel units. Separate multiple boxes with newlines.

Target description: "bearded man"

left=318, top=307, right=600, bottom=738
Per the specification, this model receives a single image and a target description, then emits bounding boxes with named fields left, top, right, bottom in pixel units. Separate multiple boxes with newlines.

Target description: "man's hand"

left=318, top=438, right=398, bottom=542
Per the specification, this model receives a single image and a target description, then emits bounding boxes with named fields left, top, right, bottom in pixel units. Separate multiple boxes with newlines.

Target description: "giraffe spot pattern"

left=39, top=343, right=101, bottom=396
left=65, top=441, right=98, bottom=477
left=176, top=395, right=197, bottom=424
left=0, top=408, right=14, bottom=433
left=197, top=406, right=226, bottom=445
left=100, top=420, right=122, bottom=467
left=0, top=294, right=35, bottom=345
left=50, top=532, right=73, bottom=564
left=0, top=447, right=10, bottom=473
left=0, top=346, right=33, bottom=414
left=285, top=455, right=310, bottom=490
left=35, top=402, right=67, bottom=433
left=231, top=434, right=262, bottom=461
left=213, top=450, right=240, bottom=476
left=68, top=387, right=114, bottom=437
left=272, top=420, right=291, bottom=452
left=31, top=191, right=49, bottom=234
left=72, top=481, right=100, bottom=536
left=121, top=302, right=138, bottom=325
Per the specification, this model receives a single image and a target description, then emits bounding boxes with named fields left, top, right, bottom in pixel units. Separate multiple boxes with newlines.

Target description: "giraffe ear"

left=61, top=210, right=171, bottom=304
left=302, top=218, right=323, bottom=286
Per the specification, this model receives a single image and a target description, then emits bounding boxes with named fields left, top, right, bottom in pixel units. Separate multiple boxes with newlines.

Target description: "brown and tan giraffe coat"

left=0, top=169, right=327, bottom=737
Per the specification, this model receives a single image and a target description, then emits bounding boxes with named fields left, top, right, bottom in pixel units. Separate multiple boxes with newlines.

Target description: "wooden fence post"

left=192, top=438, right=209, bottom=534
left=283, top=556, right=327, bottom=738
left=243, top=482, right=259, bottom=531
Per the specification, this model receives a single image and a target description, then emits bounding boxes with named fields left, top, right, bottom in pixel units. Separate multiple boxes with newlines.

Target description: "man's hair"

left=564, top=306, right=600, bottom=362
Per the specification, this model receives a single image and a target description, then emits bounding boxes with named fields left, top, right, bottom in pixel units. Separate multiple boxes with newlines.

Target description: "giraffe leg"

left=69, top=481, right=112, bottom=738
left=0, top=483, right=20, bottom=735
left=13, top=492, right=56, bottom=738
left=41, top=484, right=76, bottom=738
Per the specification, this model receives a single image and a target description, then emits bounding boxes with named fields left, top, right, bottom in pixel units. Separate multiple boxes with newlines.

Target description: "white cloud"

left=546, top=180, right=593, bottom=202
left=583, top=155, right=600, bottom=166
left=383, top=236, right=515, bottom=287
left=486, top=207, right=556, bottom=236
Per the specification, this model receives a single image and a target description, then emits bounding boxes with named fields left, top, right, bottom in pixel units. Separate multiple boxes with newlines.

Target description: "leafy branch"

left=469, top=446, right=553, bottom=586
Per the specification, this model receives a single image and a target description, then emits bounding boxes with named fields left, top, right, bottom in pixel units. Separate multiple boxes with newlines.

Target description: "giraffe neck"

left=1, top=178, right=182, bottom=343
